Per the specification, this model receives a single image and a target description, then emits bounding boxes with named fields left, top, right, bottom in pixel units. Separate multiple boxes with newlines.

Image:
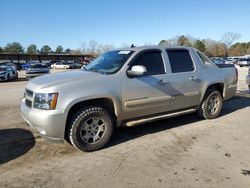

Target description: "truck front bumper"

left=21, top=98, right=66, bottom=143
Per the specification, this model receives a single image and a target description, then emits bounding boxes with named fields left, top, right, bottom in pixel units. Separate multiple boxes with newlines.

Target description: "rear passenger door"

left=166, top=49, right=201, bottom=110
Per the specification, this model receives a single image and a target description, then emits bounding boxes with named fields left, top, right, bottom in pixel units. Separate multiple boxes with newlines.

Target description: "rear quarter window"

left=166, top=50, right=194, bottom=73
left=197, top=51, right=213, bottom=66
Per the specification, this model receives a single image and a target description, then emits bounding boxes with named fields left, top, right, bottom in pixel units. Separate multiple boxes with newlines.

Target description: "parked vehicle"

left=21, top=46, right=238, bottom=152
left=65, top=62, right=78, bottom=69
left=1, top=62, right=19, bottom=70
left=26, top=64, right=50, bottom=80
left=238, top=58, right=250, bottom=67
left=51, top=62, right=72, bottom=69
left=13, top=63, right=22, bottom=71
left=73, top=63, right=83, bottom=69
left=246, top=66, right=250, bottom=90
left=21, top=62, right=31, bottom=70
left=211, top=58, right=225, bottom=65
left=0, top=65, right=18, bottom=81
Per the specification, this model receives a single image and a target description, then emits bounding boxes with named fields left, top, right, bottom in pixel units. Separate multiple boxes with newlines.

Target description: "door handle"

left=158, top=79, right=168, bottom=85
left=189, top=76, right=200, bottom=81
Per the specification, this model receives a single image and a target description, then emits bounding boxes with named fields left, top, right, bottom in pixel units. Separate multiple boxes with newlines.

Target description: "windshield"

left=85, top=50, right=134, bottom=74
left=30, top=64, right=48, bottom=68
left=0, top=67, right=7, bottom=71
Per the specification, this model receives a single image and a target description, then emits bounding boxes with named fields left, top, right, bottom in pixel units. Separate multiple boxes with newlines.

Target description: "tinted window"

left=131, top=51, right=165, bottom=75
left=167, top=50, right=194, bottom=73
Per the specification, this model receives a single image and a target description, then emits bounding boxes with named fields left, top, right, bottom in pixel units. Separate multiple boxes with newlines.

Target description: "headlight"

left=34, top=93, right=58, bottom=110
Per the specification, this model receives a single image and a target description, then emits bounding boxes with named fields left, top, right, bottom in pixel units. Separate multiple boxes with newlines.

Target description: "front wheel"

left=67, top=106, right=114, bottom=152
left=198, top=90, right=223, bottom=119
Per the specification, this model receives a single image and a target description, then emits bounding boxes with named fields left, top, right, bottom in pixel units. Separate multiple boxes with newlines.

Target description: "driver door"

left=121, top=50, right=171, bottom=120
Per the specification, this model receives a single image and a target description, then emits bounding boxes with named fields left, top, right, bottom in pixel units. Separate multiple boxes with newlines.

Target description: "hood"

left=27, top=70, right=104, bottom=91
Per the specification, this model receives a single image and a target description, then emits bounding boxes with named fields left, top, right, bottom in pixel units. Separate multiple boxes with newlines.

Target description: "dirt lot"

left=0, top=68, right=250, bottom=188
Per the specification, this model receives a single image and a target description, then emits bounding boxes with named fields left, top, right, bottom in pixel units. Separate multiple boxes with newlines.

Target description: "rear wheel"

left=198, top=90, right=223, bottom=119
left=15, top=72, right=18, bottom=79
left=7, top=74, right=10, bottom=81
left=67, top=106, right=114, bottom=152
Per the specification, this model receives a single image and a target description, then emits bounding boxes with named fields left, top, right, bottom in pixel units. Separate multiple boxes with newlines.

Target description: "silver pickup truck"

left=21, top=46, right=238, bottom=152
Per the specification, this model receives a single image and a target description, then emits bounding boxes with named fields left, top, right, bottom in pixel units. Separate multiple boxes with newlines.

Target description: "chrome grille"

left=25, top=99, right=32, bottom=108
left=25, top=88, right=33, bottom=108
left=25, top=89, right=33, bottom=97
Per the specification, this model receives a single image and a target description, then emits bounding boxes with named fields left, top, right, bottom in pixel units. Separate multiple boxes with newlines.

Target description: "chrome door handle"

left=158, top=79, right=168, bottom=85
left=189, top=76, right=200, bottom=81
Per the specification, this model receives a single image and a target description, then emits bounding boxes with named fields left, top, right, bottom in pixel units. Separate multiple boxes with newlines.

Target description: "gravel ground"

left=0, top=67, right=249, bottom=188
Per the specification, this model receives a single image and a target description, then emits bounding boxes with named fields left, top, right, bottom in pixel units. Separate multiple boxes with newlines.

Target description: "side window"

left=197, top=51, right=213, bottom=65
left=167, top=50, right=194, bottom=73
left=131, top=51, right=165, bottom=75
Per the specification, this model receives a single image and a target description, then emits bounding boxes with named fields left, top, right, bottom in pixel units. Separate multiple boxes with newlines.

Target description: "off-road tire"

left=68, top=106, right=114, bottom=152
left=198, top=89, right=223, bottom=119
left=7, top=74, right=10, bottom=81
left=15, top=72, right=18, bottom=79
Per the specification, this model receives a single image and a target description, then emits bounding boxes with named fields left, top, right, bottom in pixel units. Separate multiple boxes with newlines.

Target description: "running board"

left=125, top=109, right=197, bottom=127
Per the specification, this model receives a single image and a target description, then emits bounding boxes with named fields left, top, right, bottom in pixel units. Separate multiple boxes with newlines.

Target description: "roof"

left=117, top=45, right=195, bottom=52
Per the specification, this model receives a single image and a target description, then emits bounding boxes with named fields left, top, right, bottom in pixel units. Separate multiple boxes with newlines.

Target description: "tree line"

left=0, top=40, right=106, bottom=55
left=0, top=32, right=249, bottom=57
left=159, top=32, right=250, bottom=57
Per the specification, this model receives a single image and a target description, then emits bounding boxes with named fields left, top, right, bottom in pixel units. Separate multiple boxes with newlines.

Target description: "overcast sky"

left=0, top=0, right=249, bottom=50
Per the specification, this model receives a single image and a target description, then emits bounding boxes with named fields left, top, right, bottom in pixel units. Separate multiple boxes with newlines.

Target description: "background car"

left=26, top=64, right=50, bottom=80
left=50, top=62, right=71, bottom=69
left=21, top=62, right=31, bottom=70
left=0, top=65, right=18, bottom=81
left=237, top=58, right=250, bottom=67
left=211, top=58, right=225, bottom=65
left=1, top=62, right=22, bottom=71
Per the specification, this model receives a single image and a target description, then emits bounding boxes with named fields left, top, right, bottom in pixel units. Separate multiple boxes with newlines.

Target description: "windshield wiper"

left=88, top=68, right=105, bottom=74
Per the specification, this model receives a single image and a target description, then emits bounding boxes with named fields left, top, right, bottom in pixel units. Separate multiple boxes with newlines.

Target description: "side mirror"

left=127, top=65, right=147, bottom=77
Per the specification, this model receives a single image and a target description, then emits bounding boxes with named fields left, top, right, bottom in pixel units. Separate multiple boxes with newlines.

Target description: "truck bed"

left=216, top=64, right=235, bottom=68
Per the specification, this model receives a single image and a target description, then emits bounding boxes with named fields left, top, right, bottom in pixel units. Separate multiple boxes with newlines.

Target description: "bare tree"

left=81, top=42, right=87, bottom=54
left=69, top=48, right=82, bottom=55
left=97, top=44, right=115, bottom=54
left=88, top=40, right=98, bottom=54
left=221, top=32, right=241, bottom=47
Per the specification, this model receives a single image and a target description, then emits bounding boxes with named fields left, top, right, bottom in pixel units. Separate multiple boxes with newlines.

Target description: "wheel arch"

left=201, top=83, right=224, bottom=102
left=64, top=97, right=118, bottom=139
